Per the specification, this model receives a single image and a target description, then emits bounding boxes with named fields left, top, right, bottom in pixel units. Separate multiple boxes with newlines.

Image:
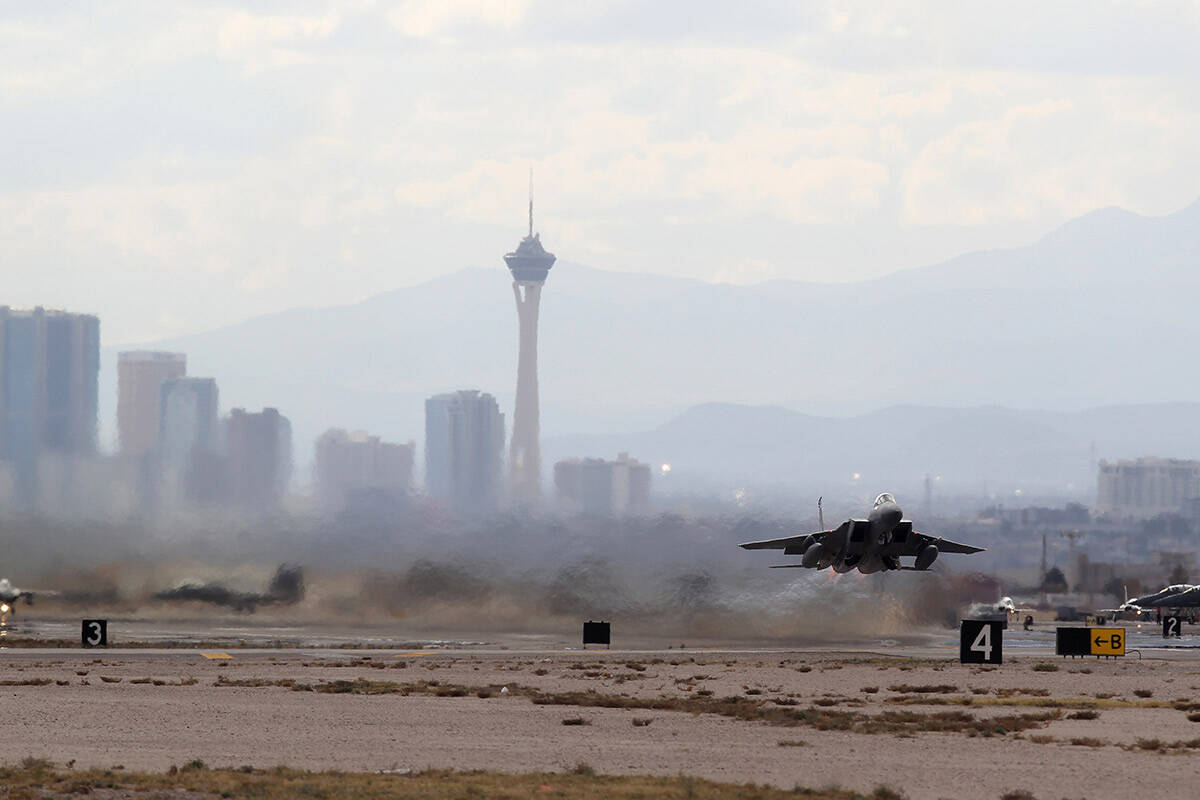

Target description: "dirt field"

left=1, top=647, right=1196, bottom=799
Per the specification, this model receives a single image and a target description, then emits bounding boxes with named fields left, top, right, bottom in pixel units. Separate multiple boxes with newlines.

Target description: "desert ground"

left=0, top=625, right=1198, bottom=799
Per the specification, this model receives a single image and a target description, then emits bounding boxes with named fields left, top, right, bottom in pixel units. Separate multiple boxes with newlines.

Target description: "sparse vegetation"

left=1068, top=737, right=1107, bottom=747
left=1134, top=689, right=1154, bottom=698
left=886, top=684, right=956, bottom=694
left=1067, top=710, right=1099, bottom=720
left=561, top=717, right=590, bottom=726
left=1031, top=663, right=1059, bottom=672
left=0, top=763, right=899, bottom=799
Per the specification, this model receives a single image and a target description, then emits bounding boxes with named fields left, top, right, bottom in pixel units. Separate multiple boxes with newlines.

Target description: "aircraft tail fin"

left=818, top=496, right=824, bottom=530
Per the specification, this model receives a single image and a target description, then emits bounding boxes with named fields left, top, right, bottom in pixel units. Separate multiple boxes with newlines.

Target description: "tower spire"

left=528, top=166, right=534, bottom=238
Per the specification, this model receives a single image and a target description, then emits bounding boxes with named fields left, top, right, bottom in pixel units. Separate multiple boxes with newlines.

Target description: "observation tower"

left=503, top=186, right=556, bottom=506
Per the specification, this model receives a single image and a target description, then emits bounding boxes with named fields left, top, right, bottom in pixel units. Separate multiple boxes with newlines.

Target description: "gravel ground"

left=0, top=649, right=1196, bottom=800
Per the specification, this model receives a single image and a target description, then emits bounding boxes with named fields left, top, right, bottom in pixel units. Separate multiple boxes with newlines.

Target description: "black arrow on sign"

left=1094, top=635, right=1104, bottom=647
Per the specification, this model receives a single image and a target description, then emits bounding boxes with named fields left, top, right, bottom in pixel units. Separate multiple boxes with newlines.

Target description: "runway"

left=3, top=614, right=1200, bottom=799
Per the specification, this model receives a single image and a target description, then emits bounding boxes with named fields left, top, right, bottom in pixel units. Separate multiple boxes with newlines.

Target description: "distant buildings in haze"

left=118, top=351, right=185, bottom=458
left=555, top=452, right=651, bottom=516
left=315, top=428, right=413, bottom=512
left=159, top=377, right=221, bottom=505
left=425, top=390, right=504, bottom=514
left=1098, top=457, right=1200, bottom=519
left=0, top=307, right=100, bottom=505
left=225, top=407, right=293, bottom=509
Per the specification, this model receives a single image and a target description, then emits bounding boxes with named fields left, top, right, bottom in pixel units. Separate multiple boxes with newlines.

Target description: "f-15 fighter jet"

left=740, top=493, right=985, bottom=574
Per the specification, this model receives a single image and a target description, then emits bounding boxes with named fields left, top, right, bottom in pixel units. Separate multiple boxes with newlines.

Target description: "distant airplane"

left=0, top=578, right=50, bottom=615
left=739, top=493, right=985, bottom=574
left=1118, top=584, right=1200, bottom=612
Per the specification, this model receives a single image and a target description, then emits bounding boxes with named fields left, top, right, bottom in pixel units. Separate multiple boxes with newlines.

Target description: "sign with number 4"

left=81, top=619, right=107, bottom=647
left=960, top=620, right=1003, bottom=664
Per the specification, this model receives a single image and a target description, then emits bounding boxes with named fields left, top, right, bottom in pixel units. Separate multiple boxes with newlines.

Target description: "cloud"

left=3, top=2, right=1200, bottom=342
left=387, top=0, right=530, bottom=39
left=902, top=85, right=1200, bottom=224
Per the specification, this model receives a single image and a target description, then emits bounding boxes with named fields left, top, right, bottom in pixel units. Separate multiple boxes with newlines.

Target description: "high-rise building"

left=314, top=428, right=414, bottom=511
left=118, top=351, right=186, bottom=458
left=159, top=377, right=221, bottom=504
left=225, top=407, right=292, bottom=509
left=554, top=452, right=651, bottom=516
left=0, top=307, right=100, bottom=502
left=425, top=390, right=504, bottom=514
left=504, top=188, right=556, bottom=506
left=1097, top=457, right=1200, bottom=518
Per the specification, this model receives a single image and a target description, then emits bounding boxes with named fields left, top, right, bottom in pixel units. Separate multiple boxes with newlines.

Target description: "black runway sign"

left=582, top=620, right=610, bottom=647
left=960, top=620, right=1003, bottom=664
left=81, top=619, right=107, bottom=647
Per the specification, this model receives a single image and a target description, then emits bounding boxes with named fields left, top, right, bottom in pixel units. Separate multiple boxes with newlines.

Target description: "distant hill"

left=101, top=198, right=1200, bottom=479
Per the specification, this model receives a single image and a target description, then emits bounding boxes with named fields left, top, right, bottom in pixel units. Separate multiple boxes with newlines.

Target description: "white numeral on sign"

left=970, top=625, right=992, bottom=660
left=86, top=621, right=103, bottom=646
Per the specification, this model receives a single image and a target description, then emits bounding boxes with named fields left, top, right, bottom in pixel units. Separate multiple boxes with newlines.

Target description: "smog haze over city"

left=3, top=0, right=1200, bottom=669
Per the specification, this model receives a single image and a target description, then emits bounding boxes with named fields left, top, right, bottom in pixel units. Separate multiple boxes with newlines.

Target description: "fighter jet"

left=1125, top=584, right=1200, bottom=611
left=739, top=493, right=985, bottom=574
left=0, top=578, right=44, bottom=615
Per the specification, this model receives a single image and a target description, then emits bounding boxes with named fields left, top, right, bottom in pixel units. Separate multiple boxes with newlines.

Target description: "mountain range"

left=101, top=198, right=1200, bottom=489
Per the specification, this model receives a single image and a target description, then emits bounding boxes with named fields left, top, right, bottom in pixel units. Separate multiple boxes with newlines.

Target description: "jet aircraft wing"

left=739, top=522, right=850, bottom=553
left=878, top=528, right=985, bottom=557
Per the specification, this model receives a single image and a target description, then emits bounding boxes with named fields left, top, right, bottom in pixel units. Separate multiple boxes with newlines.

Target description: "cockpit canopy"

left=873, top=493, right=896, bottom=507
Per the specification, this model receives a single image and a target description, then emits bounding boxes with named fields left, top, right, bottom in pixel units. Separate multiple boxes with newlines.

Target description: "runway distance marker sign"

left=81, top=619, right=107, bottom=647
left=959, top=620, right=1003, bottom=664
left=1163, top=616, right=1182, bottom=639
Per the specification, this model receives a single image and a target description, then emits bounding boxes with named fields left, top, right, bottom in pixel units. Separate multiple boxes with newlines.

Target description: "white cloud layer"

left=1, top=2, right=1199, bottom=341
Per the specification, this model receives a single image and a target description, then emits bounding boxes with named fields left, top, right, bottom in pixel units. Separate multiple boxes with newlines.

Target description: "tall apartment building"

left=225, top=407, right=292, bottom=509
left=159, top=377, right=221, bottom=504
left=117, top=351, right=186, bottom=458
left=0, top=307, right=100, bottom=501
left=554, top=452, right=651, bottom=516
left=1097, top=457, right=1200, bottom=518
left=425, top=390, right=504, bottom=514
left=314, top=429, right=414, bottom=511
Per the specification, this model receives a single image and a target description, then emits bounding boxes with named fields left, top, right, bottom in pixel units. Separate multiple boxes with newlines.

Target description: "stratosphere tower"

left=503, top=184, right=556, bottom=505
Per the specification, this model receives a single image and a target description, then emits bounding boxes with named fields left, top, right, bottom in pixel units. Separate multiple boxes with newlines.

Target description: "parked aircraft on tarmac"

left=739, top=493, right=985, bottom=574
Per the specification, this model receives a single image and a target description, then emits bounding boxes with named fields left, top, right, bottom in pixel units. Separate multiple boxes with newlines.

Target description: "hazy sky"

left=3, top=1, right=1199, bottom=343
